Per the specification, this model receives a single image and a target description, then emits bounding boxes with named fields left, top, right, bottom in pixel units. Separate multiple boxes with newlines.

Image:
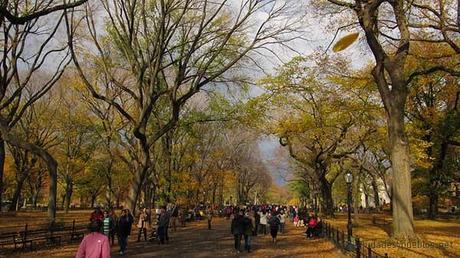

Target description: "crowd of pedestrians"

left=228, top=204, right=295, bottom=253
left=227, top=204, right=324, bottom=253
left=78, top=204, right=188, bottom=257
left=83, top=206, right=134, bottom=257
left=76, top=203, right=323, bottom=257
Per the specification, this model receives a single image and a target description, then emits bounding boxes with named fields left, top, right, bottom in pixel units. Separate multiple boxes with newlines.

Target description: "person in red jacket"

left=90, top=207, right=104, bottom=222
left=305, top=211, right=318, bottom=238
left=76, top=220, right=110, bottom=258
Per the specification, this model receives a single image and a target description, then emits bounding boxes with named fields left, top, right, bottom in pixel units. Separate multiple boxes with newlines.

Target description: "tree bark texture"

left=371, top=176, right=380, bottom=209
left=319, top=176, right=334, bottom=216
left=388, top=110, right=415, bottom=236
left=128, top=159, right=149, bottom=215
left=64, top=177, right=73, bottom=213
left=0, top=138, right=4, bottom=211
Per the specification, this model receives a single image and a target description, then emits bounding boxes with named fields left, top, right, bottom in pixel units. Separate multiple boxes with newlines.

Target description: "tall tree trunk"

left=151, top=184, right=156, bottom=211
left=90, top=195, right=96, bottom=208
left=219, top=178, right=224, bottom=205
left=371, top=176, right=380, bottom=209
left=353, top=172, right=360, bottom=225
left=105, top=158, right=114, bottom=208
left=105, top=176, right=113, bottom=208
left=15, top=193, right=21, bottom=211
left=319, top=176, right=334, bottom=216
left=458, top=0, right=460, bottom=28
left=364, top=193, right=369, bottom=209
left=9, top=176, right=27, bottom=211
left=32, top=191, right=39, bottom=208
left=128, top=142, right=150, bottom=215
left=145, top=182, right=152, bottom=216
left=142, top=183, right=148, bottom=207
left=212, top=185, right=217, bottom=206
left=0, top=138, right=4, bottom=211
left=428, top=191, right=438, bottom=219
left=427, top=173, right=441, bottom=220
left=128, top=163, right=149, bottom=215
left=427, top=141, right=448, bottom=219
left=129, top=175, right=143, bottom=212
left=64, top=177, right=73, bottom=213
left=388, top=107, right=415, bottom=237
left=61, top=193, right=66, bottom=208
left=163, top=131, right=173, bottom=203
left=390, top=187, right=393, bottom=213
left=195, top=187, right=200, bottom=204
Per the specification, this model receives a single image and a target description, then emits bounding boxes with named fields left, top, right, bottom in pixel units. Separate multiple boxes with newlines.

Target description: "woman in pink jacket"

left=76, top=220, right=111, bottom=258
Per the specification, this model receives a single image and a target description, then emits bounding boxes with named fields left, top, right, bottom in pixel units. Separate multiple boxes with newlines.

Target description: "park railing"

left=322, top=220, right=388, bottom=258
left=0, top=219, right=87, bottom=253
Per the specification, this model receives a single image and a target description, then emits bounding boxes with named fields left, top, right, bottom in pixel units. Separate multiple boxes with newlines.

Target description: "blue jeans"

left=244, top=234, right=251, bottom=251
left=119, top=235, right=128, bottom=252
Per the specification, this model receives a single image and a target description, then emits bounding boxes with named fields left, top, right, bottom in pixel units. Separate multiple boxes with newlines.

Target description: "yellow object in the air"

left=333, top=32, right=359, bottom=52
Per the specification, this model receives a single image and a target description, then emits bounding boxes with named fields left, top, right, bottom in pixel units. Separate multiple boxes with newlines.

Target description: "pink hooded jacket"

left=76, top=232, right=110, bottom=258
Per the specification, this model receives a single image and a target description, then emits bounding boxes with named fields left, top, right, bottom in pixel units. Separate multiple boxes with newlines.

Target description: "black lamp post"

left=345, top=171, right=353, bottom=242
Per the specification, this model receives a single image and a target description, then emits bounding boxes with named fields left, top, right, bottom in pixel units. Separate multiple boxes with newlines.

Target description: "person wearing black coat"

left=157, top=207, right=170, bottom=244
left=230, top=210, right=245, bottom=253
left=118, top=209, right=134, bottom=255
left=268, top=212, right=281, bottom=243
left=253, top=211, right=260, bottom=236
left=242, top=212, right=254, bottom=253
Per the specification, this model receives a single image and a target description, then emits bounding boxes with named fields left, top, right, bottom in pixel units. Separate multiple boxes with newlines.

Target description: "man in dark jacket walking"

left=268, top=211, right=281, bottom=244
left=230, top=210, right=245, bottom=253
left=157, top=207, right=170, bottom=244
left=118, top=209, right=134, bottom=256
left=253, top=209, right=260, bottom=236
left=242, top=212, right=254, bottom=253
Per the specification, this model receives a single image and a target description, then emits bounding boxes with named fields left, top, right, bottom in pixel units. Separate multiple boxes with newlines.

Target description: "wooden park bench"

left=70, top=220, right=87, bottom=241
left=12, top=224, right=64, bottom=250
left=0, top=231, right=19, bottom=249
left=0, top=220, right=88, bottom=253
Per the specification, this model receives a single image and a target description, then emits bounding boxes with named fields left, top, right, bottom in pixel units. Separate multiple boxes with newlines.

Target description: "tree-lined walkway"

left=119, top=218, right=341, bottom=258
left=6, top=217, right=342, bottom=258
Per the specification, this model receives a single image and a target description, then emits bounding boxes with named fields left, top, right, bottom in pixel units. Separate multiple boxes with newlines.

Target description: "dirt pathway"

left=9, top=217, right=343, bottom=258
left=117, top=218, right=342, bottom=258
